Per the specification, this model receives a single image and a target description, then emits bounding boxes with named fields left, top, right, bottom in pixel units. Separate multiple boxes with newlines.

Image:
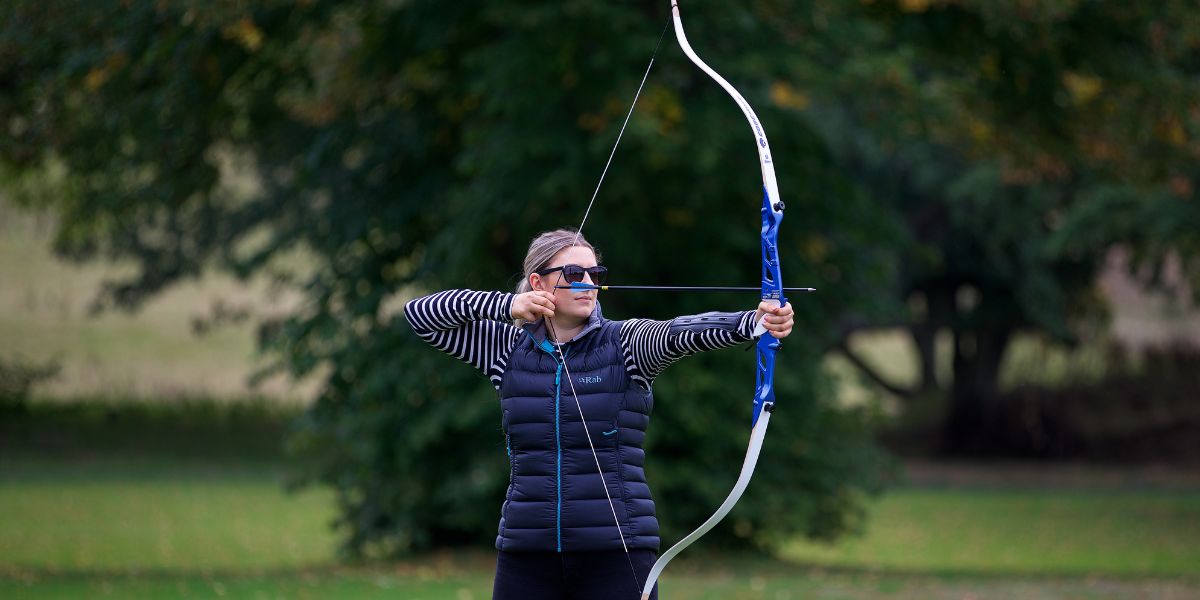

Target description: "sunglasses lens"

left=559, top=265, right=583, bottom=284
left=558, top=265, right=606, bottom=286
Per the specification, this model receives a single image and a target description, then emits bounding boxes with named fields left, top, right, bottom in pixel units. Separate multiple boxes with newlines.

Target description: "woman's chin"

left=571, top=299, right=594, bottom=316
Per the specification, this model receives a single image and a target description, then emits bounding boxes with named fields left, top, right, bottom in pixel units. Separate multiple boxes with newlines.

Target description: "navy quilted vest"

left=496, top=318, right=659, bottom=552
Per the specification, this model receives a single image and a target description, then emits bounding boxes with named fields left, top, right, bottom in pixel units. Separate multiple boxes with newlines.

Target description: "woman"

left=404, top=229, right=793, bottom=600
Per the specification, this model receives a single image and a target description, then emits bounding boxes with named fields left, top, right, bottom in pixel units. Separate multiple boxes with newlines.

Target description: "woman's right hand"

left=511, top=291, right=557, bottom=322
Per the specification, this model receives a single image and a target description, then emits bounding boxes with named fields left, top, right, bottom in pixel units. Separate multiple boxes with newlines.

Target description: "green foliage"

left=9, top=0, right=1200, bottom=560
left=648, top=349, right=894, bottom=549
left=1, top=0, right=897, bottom=556
left=795, top=0, right=1200, bottom=452
left=36, top=0, right=1191, bottom=553
left=0, top=395, right=296, bottom=460
left=0, top=356, right=59, bottom=412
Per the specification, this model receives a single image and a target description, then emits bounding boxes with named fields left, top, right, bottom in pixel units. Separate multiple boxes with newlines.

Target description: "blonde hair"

left=514, top=229, right=601, bottom=326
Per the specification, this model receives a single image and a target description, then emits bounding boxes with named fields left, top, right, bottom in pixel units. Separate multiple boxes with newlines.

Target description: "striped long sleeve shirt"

left=404, top=289, right=757, bottom=391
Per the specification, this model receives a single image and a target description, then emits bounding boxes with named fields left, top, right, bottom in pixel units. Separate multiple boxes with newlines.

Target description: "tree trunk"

left=940, top=323, right=1012, bottom=455
left=910, top=287, right=955, bottom=395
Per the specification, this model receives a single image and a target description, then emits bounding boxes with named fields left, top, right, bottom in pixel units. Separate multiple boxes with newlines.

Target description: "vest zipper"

left=531, top=336, right=569, bottom=553
left=554, top=359, right=563, bottom=552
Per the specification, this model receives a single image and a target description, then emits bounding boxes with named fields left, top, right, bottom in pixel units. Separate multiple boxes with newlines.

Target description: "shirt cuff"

left=491, top=292, right=517, bottom=322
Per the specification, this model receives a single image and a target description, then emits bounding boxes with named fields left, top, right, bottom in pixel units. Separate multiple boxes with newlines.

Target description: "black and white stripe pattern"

left=405, top=289, right=758, bottom=391
left=621, top=312, right=757, bottom=385
left=404, top=290, right=522, bottom=382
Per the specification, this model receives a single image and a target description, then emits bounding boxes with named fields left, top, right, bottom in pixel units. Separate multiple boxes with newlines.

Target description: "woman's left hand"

left=755, top=301, right=794, bottom=339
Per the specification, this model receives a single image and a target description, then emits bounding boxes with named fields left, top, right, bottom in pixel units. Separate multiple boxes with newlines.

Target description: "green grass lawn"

left=3, top=453, right=1198, bottom=599
left=7, top=460, right=1197, bottom=578
left=785, top=488, right=1200, bottom=578
left=0, top=462, right=336, bottom=572
left=6, top=567, right=1199, bottom=600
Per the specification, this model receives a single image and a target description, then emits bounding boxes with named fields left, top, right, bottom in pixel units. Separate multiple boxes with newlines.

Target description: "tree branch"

left=834, top=340, right=917, bottom=402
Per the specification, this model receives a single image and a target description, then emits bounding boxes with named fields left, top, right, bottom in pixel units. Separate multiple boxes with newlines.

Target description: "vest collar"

left=522, top=303, right=605, bottom=350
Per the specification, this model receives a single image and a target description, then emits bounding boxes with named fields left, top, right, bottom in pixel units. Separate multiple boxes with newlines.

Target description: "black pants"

left=493, top=549, right=659, bottom=600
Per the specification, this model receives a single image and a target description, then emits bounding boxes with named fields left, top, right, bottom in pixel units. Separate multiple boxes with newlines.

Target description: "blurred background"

left=2, top=1, right=1199, bottom=598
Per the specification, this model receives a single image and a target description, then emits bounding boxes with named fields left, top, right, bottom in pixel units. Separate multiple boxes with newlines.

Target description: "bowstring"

left=545, top=297, right=644, bottom=595
left=571, top=17, right=672, bottom=249
left=542, top=15, right=674, bottom=597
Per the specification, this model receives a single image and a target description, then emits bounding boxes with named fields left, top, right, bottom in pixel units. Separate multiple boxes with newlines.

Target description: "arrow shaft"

left=556, top=285, right=815, bottom=292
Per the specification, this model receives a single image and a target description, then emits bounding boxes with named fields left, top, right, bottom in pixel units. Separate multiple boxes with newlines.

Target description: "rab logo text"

left=578, top=375, right=602, bottom=385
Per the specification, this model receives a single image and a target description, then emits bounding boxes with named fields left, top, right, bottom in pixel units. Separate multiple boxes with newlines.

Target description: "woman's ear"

left=528, top=272, right=544, bottom=292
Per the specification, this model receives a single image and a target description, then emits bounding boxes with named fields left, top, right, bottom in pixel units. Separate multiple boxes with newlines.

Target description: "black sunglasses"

left=536, top=264, right=608, bottom=286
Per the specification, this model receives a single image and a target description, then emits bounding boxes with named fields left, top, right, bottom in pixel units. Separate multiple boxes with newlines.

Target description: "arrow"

left=556, top=284, right=815, bottom=293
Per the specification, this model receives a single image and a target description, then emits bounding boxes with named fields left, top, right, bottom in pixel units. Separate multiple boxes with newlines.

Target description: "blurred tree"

left=792, top=0, right=1200, bottom=453
left=0, top=355, right=60, bottom=413
left=0, top=0, right=895, bottom=556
